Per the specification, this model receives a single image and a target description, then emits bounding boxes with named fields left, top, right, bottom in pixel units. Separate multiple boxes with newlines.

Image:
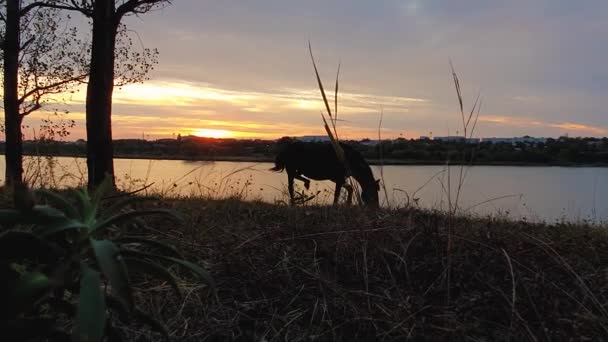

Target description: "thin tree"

left=1, top=0, right=87, bottom=187
left=31, top=0, right=168, bottom=188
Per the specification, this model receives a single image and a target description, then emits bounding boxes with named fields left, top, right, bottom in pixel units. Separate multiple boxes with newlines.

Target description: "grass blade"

left=133, top=308, right=170, bottom=341
left=334, top=61, right=341, bottom=136
left=308, top=41, right=333, bottom=119
left=124, top=257, right=183, bottom=298
left=92, top=209, right=182, bottom=234
left=116, top=237, right=183, bottom=259
left=120, top=249, right=214, bottom=289
left=450, top=60, right=464, bottom=130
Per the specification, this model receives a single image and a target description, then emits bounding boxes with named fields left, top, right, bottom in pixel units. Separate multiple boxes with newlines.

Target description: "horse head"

left=361, top=179, right=380, bottom=207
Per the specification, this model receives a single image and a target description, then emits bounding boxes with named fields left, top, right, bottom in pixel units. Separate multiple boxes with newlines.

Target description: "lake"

left=3, top=156, right=607, bottom=223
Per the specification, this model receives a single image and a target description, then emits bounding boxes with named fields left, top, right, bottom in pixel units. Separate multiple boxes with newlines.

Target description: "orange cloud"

left=550, top=122, right=608, bottom=135
left=479, top=115, right=607, bottom=135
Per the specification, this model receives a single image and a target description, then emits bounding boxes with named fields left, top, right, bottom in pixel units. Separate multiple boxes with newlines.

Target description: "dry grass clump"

left=117, top=197, right=608, bottom=341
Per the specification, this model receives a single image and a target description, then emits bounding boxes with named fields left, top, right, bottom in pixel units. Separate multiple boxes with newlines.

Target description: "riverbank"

left=11, top=152, right=608, bottom=167
left=104, top=197, right=608, bottom=340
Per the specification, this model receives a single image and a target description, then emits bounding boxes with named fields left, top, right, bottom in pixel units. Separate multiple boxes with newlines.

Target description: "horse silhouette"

left=270, top=141, right=380, bottom=207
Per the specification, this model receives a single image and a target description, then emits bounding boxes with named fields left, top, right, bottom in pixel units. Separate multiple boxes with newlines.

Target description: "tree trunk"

left=3, top=0, right=23, bottom=187
left=86, top=0, right=118, bottom=188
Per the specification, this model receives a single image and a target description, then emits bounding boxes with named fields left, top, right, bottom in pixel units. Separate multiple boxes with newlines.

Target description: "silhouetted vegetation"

left=4, top=136, right=607, bottom=166
left=0, top=181, right=212, bottom=341
left=35, top=0, right=169, bottom=187
left=0, top=1, right=86, bottom=186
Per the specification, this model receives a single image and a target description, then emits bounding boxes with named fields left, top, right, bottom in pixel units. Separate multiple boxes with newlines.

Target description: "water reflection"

left=3, top=156, right=607, bottom=223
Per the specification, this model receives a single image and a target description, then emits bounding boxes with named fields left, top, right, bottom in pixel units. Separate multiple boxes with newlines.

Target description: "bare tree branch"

left=21, top=103, right=41, bottom=116
left=18, top=74, right=87, bottom=106
left=21, top=1, right=92, bottom=17
left=116, top=0, right=170, bottom=20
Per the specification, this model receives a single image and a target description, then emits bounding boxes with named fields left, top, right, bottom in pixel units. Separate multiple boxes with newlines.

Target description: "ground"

left=115, top=197, right=608, bottom=341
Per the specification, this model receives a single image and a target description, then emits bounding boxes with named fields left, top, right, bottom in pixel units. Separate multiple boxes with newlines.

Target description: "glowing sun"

left=192, top=128, right=233, bottom=139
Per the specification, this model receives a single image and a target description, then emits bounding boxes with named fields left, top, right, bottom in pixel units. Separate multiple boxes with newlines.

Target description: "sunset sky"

left=27, top=0, right=608, bottom=140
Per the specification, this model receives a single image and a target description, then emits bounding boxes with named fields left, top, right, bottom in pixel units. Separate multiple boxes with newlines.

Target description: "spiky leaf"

left=34, top=189, right=79, bottom=219
left=35, top=219, right=89, bottom=238
left=91, top=239, right=133, bottom=311
left=73, top=265, right=106, bottom=342
left=90, top=175, right=114, bottom=217
left=31, top=205, right=69, bottom=223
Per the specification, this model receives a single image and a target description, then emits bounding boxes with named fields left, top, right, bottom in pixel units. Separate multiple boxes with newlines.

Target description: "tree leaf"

left=73, top=265, right=106, bottom=342
left=124, top=257, right=182, bottom=298
left=91, top=239, right=133, bottom=311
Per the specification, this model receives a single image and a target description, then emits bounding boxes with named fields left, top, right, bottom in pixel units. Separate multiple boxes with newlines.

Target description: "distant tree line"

left=4, top=136, right=608, bottom=166
left=358, top=137, right=608, bottom=165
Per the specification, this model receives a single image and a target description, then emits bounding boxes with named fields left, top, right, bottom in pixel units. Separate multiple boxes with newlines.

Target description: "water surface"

left=4, top=156, right=607, bottom=223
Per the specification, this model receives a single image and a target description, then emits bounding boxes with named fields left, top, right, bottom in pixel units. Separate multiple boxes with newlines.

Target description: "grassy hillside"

left=113, top=197, right=608, bottom=341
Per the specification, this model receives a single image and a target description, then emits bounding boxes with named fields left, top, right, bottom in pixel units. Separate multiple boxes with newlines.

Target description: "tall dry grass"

left=114, top=197, right=608, bottom=341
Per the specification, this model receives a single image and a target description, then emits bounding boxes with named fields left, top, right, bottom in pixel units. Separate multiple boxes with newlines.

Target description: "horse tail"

left=269, top=151, right=286, bottom=172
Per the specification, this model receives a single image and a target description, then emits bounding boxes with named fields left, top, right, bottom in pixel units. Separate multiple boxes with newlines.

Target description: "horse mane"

left=340, top=143, right=375, bottom=184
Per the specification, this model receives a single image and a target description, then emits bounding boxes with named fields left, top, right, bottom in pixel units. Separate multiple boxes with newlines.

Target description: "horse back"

left=282, top=142, right=348, bottom=181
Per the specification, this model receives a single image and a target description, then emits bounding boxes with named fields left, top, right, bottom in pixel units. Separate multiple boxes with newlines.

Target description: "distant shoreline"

left=6, top=153, right=608, bottom=167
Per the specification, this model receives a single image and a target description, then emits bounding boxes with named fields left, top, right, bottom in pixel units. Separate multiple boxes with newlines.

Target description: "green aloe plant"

left=0, top=177, right=213, bottom=342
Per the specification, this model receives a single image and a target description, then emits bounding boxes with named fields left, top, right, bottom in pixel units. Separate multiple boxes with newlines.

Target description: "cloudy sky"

left=30, top=0, right=608, bottom=139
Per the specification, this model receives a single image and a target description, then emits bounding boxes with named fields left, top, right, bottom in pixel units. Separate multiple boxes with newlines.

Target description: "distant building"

left=482, top=137, right=547, bottom=144
left=482, top=137, right=508, bottom=144
left=434, top=136, right=465, bottom=143
left=296, top=135, right=331, bottom=143
left=155, top=138, right=176, bottom=143
left=419, top=136, right=431, bottom=141
left=360, top=139, right=382, bottom=146
left=587, top=140, right=603, bottom=146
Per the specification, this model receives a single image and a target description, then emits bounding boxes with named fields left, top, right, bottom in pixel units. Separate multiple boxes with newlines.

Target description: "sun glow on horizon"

left=191, top=128, right=234, bottom=139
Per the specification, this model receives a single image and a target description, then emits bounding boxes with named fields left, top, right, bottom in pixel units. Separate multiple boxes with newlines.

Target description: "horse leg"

left=294, top=174, right=311, bottom=189
left=343, top=182, right=354, bottom=205
left=287, top=171, right=296, bottom=205
left=333, top=179, right=344, bottom=205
